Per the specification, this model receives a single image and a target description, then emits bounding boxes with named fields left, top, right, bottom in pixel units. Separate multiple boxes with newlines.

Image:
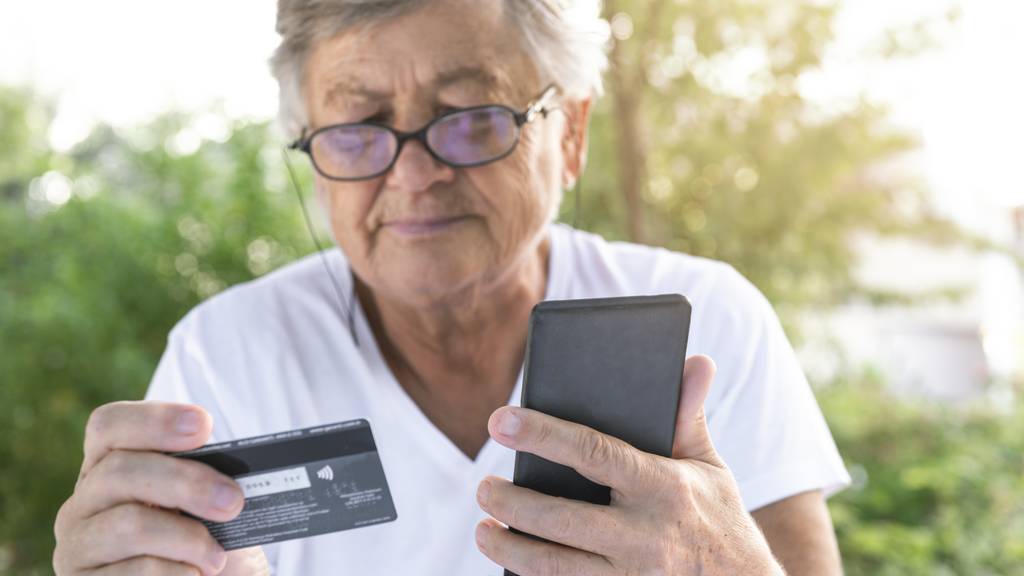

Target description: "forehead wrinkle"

left=318, top=56, right=522, bottom=111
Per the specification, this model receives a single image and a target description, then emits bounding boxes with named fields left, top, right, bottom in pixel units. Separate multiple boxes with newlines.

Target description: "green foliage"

left=820, top=372, right=1024, bottom=576
left=0, top=95, right=315, bottom=573
left=579, top=0, right=969, bottom=326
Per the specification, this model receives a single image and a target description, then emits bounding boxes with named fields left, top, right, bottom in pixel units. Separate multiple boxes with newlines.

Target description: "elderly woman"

left=53, top=1, right=850, bottom=574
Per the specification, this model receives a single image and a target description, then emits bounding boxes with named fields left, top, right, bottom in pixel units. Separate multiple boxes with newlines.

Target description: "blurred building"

left=800, top=207, right=1024, bottom=402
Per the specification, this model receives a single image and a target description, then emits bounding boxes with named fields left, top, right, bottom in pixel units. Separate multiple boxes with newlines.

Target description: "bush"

left=0, top=96, right=314, bottom=573
left=820, top=370, right=1024, bottom=575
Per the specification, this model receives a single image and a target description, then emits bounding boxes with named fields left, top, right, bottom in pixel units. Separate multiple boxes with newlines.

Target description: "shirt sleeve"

left=693, top=264, right=850, bottom=512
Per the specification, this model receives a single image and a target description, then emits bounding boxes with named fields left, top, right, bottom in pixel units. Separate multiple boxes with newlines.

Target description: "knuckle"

left=178, top=459, right=214, bottom=494
left=53, top=497, right=74, bottom=539
left=507, top=499, right=525, bottom=530
left=86, top=401, right=133, bottom=440
left=51, top=543, right=69, bottom=575
left=96, top=449, right=139, bottom=486
left=580, top=430, right=614, bottom=467
left=551, top=505, right=575, bottom=540
left=85, top=403, right=115, bottom=441
left=533, top=419, right=553, bottom=445
left=671, top=467, right=695, bottom=500
left=176, top=461, right=227, bottom=514
left=110, top=503, right=150, bottom=541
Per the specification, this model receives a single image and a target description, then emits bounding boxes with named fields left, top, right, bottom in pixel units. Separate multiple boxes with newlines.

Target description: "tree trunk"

left=606, top=1, right=654, bottom=244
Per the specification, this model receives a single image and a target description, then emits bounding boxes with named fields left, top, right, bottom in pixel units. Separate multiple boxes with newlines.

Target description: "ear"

left=559, top=96, right=593, bottom=189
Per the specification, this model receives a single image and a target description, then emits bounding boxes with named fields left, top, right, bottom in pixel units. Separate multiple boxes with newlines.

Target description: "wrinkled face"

left=302, top=0, right=583, bottom=306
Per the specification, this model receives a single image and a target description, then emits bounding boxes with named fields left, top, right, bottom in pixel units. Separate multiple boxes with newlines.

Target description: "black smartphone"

left=506, top=294, right=691, bottom=574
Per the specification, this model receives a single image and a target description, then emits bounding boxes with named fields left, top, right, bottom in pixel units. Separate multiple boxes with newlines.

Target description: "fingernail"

left=498, top=411, right=522, bottom=437
left=175, top=410, right=202, bottom=435
left=477, top=481, right=491, bottom=506
left=212, top=482, right=241, bottom=511
left=475, top=523, right=490, bottom=547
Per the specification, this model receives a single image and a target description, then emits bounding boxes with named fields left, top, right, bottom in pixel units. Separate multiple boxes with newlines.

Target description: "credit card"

left=173, top=418, right=397, bottom=550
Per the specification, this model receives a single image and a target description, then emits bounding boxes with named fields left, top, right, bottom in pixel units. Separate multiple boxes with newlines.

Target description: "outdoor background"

left=2, top=0, right=1023, bottom=574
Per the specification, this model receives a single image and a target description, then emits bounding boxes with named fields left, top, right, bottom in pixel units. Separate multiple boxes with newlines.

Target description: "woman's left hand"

left=475, top=355, right=783, bottom=575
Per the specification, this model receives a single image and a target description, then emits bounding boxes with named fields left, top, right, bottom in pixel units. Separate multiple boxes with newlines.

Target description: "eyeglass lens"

left=311, top=106, right=519, bottom=179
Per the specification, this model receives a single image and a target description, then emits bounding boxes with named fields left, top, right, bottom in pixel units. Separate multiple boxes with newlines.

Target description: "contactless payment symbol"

left=316, top=464, right=334, bottom=481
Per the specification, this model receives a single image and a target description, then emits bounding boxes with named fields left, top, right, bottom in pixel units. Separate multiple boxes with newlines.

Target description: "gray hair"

left=269, top=0, right=609, bottom=141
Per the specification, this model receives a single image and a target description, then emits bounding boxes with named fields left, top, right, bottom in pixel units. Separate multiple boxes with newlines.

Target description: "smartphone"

left=506, top=294, right=691, bottom=571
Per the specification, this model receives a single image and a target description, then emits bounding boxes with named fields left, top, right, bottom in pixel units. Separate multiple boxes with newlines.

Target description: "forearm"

left=752, top=490, right=843, bottom=576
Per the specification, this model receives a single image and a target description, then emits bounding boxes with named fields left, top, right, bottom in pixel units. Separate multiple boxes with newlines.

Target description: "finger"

left=84, top=556, right=200, bottom=576
left=476, top=476, right=620, bottom=555
left=75, top=450, right=244, bottom=523
left=671, top=355, right=723, bottom=465
left=488, top=406, right=652, bottom=492
left=475, top=518, right=614, bottom=576
left=81, top=401, right=213, bottom=481
left=67, top=503, right=226, bottom=576
left=218, top=547, right=271, bottom=576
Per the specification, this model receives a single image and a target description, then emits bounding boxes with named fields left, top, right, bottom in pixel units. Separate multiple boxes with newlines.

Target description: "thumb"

left=671, top=355, right=723, bottom=465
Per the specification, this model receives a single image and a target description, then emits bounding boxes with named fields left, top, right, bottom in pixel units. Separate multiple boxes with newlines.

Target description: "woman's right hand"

left=53, top=401, right=265, bottom=575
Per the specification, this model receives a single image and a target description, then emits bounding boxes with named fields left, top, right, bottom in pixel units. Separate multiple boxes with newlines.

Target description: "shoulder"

left=552, top=224, right=765, bottom=318
left=151, top=249, right=356, bottom=436
left=171, top=249, right=347, bottom=346
left=552, top=223, right=781, bottom=376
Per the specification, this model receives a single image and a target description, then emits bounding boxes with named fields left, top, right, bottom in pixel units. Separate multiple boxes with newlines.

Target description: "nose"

left=385, top=137, right=455, bottom=194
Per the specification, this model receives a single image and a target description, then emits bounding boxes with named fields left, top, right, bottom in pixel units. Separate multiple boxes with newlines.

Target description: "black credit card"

left=173, top=419, right=397, bottom=550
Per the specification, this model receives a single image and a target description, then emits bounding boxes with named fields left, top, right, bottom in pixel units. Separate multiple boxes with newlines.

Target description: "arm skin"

left=751, top=489, right=844, bottom=576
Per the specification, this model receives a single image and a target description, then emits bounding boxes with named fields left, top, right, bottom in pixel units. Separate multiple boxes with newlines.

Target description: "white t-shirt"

left=146, top=223, right=850, bottom=575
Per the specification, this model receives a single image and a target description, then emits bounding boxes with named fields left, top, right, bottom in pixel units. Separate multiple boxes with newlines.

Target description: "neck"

left=356, top=233, right=550, bottom=382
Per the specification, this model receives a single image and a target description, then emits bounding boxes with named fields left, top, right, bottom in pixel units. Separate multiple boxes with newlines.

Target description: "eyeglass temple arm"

left=288, top=129, right=309, bottom=152
left=523, top=84, right=559, bottom=123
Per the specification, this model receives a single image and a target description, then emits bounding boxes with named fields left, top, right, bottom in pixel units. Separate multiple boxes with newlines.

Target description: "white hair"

left=269, top=0, right=609, bottom=141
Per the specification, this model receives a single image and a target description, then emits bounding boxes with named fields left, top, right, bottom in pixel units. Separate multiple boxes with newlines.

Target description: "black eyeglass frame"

left=289, top=84, right=559, bottom=181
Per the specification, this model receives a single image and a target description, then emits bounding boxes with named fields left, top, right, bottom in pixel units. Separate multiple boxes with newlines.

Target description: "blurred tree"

left=0, top=89, right=55, bottom=205
left=575, top=0, right=967, bottom=324
left=0, top=93, right=315, bottom=573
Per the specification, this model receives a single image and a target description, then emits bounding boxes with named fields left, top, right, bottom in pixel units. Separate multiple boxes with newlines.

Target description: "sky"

left=811, top=0, right=1024, bottom=238
left=2, top=0, right=1023, bottom=236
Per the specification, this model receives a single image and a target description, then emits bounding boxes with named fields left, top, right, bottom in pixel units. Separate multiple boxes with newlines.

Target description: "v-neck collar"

left=348, top=224, right=569, bottom=474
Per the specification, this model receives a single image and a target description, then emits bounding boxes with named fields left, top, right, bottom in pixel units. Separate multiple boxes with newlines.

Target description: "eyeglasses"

left=290, top=84, right=558, bottom=181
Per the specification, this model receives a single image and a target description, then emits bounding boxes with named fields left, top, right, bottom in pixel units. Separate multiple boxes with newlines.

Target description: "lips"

left=381, top=214, right=472, bottom=238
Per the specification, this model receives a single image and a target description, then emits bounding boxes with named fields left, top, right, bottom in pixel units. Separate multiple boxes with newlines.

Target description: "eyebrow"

left=322, top=64, right=512, bottom=108
left=434, top=65, right=508, bottom=92
left=322, top=81, right=389, bottom=108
